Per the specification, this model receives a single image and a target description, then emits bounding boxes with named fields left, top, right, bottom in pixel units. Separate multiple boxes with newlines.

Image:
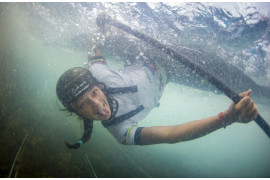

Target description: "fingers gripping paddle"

left=96, top=14, right=270, bottom=139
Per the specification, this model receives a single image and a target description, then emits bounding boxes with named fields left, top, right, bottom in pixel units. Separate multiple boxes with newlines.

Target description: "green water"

left=0, top=3, right=270, bottom=178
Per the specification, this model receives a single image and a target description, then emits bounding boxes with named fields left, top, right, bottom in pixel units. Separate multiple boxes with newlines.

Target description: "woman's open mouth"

left=95, top=103, right=110, bottom=118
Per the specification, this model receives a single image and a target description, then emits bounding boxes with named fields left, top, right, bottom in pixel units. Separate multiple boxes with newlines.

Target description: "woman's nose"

left=88, top=96, right=101, bottom=107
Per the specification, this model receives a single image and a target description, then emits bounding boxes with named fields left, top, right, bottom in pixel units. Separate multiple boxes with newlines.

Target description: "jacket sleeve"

left=106, top=121, right=144, bottom=145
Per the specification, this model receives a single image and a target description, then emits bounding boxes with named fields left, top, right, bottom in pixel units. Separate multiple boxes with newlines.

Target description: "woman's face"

left=72, top=85, right=111, bottom=121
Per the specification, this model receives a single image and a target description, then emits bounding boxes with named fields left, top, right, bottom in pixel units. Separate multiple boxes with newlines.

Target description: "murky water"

left=0, top=2, right=270, bottom=178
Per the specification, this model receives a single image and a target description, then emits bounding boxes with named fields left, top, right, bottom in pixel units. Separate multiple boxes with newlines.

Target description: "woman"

left=56, top=45, right=258, bottom=149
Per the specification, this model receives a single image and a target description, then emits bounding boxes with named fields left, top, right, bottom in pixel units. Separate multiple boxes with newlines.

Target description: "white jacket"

left=87, top=57, right=166, bottom=144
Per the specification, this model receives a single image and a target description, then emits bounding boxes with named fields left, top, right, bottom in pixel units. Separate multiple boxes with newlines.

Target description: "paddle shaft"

left=96, top=14, right=270, bottom=138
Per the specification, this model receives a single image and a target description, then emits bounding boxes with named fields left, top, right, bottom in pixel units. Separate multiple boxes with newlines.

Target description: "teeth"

left=95, top=104, right=104, bottom=116
left=99, top=105, right=103, bottom=112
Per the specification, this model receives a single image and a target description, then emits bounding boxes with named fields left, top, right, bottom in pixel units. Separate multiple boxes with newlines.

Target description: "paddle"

left=96, top=14, right=270, bottom=139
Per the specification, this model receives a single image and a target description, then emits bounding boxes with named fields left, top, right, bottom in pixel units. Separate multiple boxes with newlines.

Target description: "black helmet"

left=56, top=67, right=97, bottom=109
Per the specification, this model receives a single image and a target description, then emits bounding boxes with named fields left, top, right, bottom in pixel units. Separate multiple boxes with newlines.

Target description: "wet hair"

left=64, top=118, right=94, bottom=149
left=56, top=67, right=102, bottom=149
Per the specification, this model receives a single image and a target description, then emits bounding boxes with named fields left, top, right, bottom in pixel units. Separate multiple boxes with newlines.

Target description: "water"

left=0, top=2, right=269, bottom=178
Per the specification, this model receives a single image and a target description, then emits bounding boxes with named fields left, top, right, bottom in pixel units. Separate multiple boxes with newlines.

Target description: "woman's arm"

left=140, top=89, right=258, bottom=145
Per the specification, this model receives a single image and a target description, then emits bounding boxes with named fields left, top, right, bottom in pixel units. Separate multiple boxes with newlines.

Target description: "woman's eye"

left=92, top=89, right=98, bottom=95
left=80, top=102, right=87, bottom=109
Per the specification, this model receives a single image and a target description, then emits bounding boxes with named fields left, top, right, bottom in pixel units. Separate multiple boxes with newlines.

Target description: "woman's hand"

left=226, top=89, right=258, bottom=124
left=87, top=27, right=108, bottom=57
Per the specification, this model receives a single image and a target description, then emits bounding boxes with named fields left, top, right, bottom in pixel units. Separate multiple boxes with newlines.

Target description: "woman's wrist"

left=222, top=109, right=236, bottom=126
